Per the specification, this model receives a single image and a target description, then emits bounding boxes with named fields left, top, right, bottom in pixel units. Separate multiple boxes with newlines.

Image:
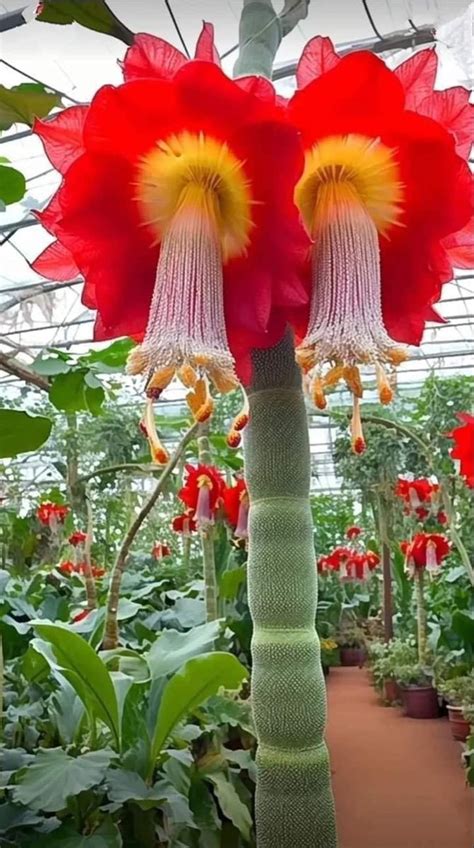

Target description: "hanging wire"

left=163, top=0, right=190, bottom=57
left=0, top=58, right=83, bottom=105
left=360, top=0, right=385, bottom=41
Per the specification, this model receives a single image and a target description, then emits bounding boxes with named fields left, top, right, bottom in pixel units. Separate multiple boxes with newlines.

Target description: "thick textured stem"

left=197, top=426, right=218, bottom=621
left=82, top=491, right=98, bottom=611
left=245, top=334, right=337, bottom=848
left=415, top=570, right=427, bottom=665
left=103, top=424, right=197, bottom=649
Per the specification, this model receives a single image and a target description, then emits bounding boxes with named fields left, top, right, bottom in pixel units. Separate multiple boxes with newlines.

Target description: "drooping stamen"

left=408, top=486, right=421, bottom=509
left=195, top=474, right=213, bottom=528
left=351, top=396, right=366, bottom=455
left=142, top=398, right=169, bottom=465
left=186, top=376, right=214, bottom=423
left=294, top=135, right=406, bottom=435
left=128, top=132, right=252, bottom=421
left=425, top=539, right=439, bottom=572
left=235, top=492, right=249, bottom=539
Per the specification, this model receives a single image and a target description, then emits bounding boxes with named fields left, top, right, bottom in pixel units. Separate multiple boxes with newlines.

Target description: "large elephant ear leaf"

left=32, top=623, right=121, bottom=748
left=150, top=652, right=247, bottom=767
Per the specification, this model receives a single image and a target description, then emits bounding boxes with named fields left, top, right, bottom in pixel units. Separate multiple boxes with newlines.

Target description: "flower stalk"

left=197, top=426, right=219, bottom=621
left=415, top=569, right=427, bottom=665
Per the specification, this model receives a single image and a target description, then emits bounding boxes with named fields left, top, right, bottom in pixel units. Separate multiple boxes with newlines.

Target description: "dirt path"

left=326, top=667, right=473, bottom=848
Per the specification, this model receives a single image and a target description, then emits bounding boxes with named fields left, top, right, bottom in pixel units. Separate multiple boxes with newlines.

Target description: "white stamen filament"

left=137, top=199, right=236, bottom=382
left=304, top=195, right=397, bottom=365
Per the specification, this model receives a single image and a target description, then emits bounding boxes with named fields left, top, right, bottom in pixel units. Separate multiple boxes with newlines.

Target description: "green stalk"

left=415, top=569, right=427, bottom=665
left=245, top=335, right=336, bottom=847
left=197, top=427, right=218, bottom=621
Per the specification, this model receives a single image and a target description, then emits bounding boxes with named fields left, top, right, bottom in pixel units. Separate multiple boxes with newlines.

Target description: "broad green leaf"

left=49, top=370, right=87, bottom=412
left=84, top=384, right=106, bottom=416
left=26, top=817, right=122, bottom=847
left=13, top=748, right=114, bottom=812
left=36, top=1, right=134, bottom=45
left=151, top=653, right=247, bottom=765
left=0, top=83, right=60, bottom=130
left=146, top=621, right=222, bottom=679
left=219, top=567, right=247, bottom=601
left=101, top=648, right=150, bottom=682
left=32, top=354, right=71, bottom=375
left=452, top=610, right=474, bottom=653
left=0, top=802, right=43, bottom=834
left=0, top=409, right=52, bottom=458
left=32, top=624, right=120, bottom=747
left=0, top=165, right=26, bottom=205
left=207, top=772, right=252, bottom=841
left=50, top=679, right=86, bottom=745
left=106, top=768, right=168, bottom=806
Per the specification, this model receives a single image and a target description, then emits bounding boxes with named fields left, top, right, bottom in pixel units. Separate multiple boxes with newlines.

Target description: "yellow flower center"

left=295, top=134, right=403, bottom=237
left=137, top=131, right=252, bottom=260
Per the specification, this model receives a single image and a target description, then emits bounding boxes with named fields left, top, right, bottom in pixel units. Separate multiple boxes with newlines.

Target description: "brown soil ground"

left=326, top=667, right=473, bottom=848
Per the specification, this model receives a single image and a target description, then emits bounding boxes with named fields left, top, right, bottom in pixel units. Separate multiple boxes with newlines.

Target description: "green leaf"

left=50, top=679, right=86, bottom=746
left=80, top=339, right=135, bottom=371
left=219, top=567, right=247, bottom=601
left=452, top=610, right=474, bottom=653
left=0, top=802, right=43, bottom=834
left=151, top=653, right=247, bottom=766
left=84, top=384, right=106, bottom=416
left=32, top=354, right=71, bottom=376
left=0, top=165, right=26, bottom=205
left=146, top=621, right=222, bottom=679
left=32, top=624, right=121, bottom=748
left=13, top=748, right=114, bottom=812
left=207, top=772, right=252, bottom=841
left=0, top=409, right=52, bottom=458
left=49, top=371, right=86, bottom=412
left=36, top=1, right=134, bottom=45
left=106, top=768, right=168, bottom=806
left=0, top=83, right=61, bottom=131
left=27, top=817, right=122, bottom=847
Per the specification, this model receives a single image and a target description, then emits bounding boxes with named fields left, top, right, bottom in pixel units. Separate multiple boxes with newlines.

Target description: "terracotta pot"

left=400, top=685, right=439, bottom=719
left=340, top=647, right=366, bottom=667
left=447, top=705, right=471, bottom=742
left=384, top=678, right=400, bottom=703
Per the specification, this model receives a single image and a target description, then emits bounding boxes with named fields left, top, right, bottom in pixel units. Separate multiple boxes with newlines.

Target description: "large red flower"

left=401, top=532, right=450, bottom=576
left=69, top=530, right=87, bottom=546
left=395, top=477, right=439, bottom=510
left=449, top=413, right=474, bottom=488
left=223, top=478, right=249, bottom=539
left=178, top=463, right=224, bottom=528
left=32, top=25, right=307, bottom=439
left=289, top=38, right=473, bottom=451
left=171, top=513, right=197, bottom=535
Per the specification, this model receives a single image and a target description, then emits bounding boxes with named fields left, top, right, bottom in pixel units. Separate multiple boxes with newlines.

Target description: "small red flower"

left=152, top=542, right=171, bottom=559
left=289, top=38, right=473, bottom=451
left=223, top=478, right=249, bottom=539
left=395, top=477, right=438, bottom=511
left=437, top=511, right=448, bottom=525
left=171, top=513, right=197, bottom=535
left=72, top=609, right=90, bottom=623
left=91, top=565, right=106, bottom=578
left=449, top=413, right=474, bottom=489
left=58, top=560, right=75, bottom=575
left=69, top=530, right=87, bottom=546
left=415, top=507, right=430, bottom=522
left=178, top=464, right=224, bottom=528
left=37, top=501, right=69, bottom=527
left=346, top=525, right=362, bottom=540
left=401, top=532, right=450, bottom=576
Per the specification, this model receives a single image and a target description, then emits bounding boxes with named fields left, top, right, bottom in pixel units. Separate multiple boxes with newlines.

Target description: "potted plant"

left=320, top=638, right=340, bottom=676
left=437, top=674, right=474, bottom=741
left=395, top=663, right=439, bottom=719
left=337, top=622, right=367, bottom=667
left=372, top=639, right=418, bottom=704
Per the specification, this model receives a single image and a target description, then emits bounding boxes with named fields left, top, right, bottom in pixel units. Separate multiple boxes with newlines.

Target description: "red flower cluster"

left=58, top=560, right=105, bottom=578
left=223, top=478, right=249, bottom=539
left=401, top=532, right=450, bottom=577
left=171, top=513, right=197, bottom=535
left=152, top=542, right=171, bottom=559
left=395, top=477, right=440, bottom=522
left=37, top=501, right=69, bottom=527
left=450, top=413, right=474, bottom=489
left=68, top=530, right=87, bottom=546
left=318, top=546, right=379, bottom=581
left=178, top=464, right=224, bottom=529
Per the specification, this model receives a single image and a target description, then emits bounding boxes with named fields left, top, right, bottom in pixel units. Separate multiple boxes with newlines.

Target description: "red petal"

left=235, top=75, right=276, bottom=102
left=34, top=107, right=87, bottom=173
left=194, top=22, right=220, bottom=65
left=121, top=33, right=187, bottom=81
left=417, top=87, right=474, bottom=160
left=442, top=216, right=474, bottom=269
left=394, top=49, right=438, bottom=110
left=296, top=36, right=340, bottom=89
left=32, top=240, right=80, bottom=280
